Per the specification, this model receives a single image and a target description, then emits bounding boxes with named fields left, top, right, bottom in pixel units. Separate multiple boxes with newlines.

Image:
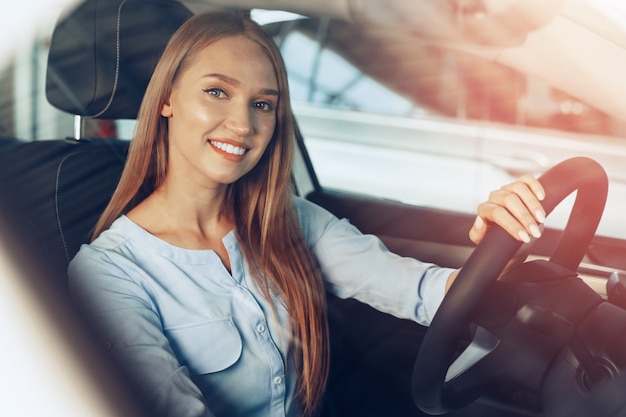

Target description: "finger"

left=469, top=216, right=498, bottom=245
left=471, top=175, right=547, bottom=244
left=518, top=174, right=546, bottom=201
left=469, top=215, right=486, bottom=245
left=490, top=183, right=544, bottom=238
left=469, top=211, right=541, bottom=245
left=476, top=199, right=535, bottom=243
left=503, top=175, right=546, bottom=223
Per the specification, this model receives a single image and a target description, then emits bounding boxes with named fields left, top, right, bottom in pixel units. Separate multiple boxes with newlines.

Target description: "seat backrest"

left=0, top=139, right=129, bottom=280
left=0, top=0, right=192, bottom=285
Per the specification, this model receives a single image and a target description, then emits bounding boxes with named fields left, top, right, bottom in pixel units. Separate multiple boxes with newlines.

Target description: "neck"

left=127, top=176, right=236, bottom=251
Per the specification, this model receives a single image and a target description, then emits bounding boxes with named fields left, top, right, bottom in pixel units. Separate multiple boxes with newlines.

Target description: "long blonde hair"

left=92, top=11, right=329, bottom=415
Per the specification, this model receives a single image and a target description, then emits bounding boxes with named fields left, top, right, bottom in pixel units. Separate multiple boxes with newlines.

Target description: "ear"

left=161, top=98, right=173, bottom=117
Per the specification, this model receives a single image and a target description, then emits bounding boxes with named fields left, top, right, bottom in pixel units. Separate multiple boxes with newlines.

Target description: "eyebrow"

left=203, top=73, right=279, bottom=96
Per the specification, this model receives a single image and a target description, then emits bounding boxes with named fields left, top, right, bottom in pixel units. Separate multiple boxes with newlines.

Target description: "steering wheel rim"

left=412, top=157, right=609, bottom=415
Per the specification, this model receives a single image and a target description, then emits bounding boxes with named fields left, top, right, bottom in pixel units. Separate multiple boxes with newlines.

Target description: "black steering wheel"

left=412, top=157, right=609, bottom=415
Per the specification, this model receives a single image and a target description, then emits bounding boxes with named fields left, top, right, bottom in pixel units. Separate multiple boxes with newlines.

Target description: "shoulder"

left=68, top=216, right=139, bottom=279
left=91, top=217, right=133, bottom=248
left=68, top=216, right=158, bottom=308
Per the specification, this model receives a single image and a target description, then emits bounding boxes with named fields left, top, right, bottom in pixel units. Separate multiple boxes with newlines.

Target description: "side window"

left=280, top=27, right=415, bottom=116
left=274, top=18, right=481, bottom=212
left=270, top=15, right=626, bottom=239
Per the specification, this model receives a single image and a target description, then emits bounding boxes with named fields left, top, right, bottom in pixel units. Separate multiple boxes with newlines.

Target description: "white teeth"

left=210, top=140, right=246, bottom=156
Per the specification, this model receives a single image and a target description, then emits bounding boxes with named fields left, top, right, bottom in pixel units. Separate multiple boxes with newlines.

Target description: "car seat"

left=0, top=0, right=192, bottom=285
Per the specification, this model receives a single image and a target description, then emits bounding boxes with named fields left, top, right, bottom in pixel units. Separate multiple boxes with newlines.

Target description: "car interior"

left=2, top=0, right=626, bottom=416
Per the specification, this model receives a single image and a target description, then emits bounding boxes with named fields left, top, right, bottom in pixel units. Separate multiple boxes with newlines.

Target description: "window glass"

left=274, top=17, right=626, bottom=238
left=277, top=17, right=626, bottom=135
left=281, top=30, right=414, bottom=116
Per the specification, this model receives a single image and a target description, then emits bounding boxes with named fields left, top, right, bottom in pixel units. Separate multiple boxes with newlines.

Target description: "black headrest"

left=46, top=0, right=192, bottom=119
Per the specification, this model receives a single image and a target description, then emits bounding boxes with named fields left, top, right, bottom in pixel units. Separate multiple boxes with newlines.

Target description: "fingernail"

left=530, top=224, right=542, bottom=239
left=518, top=230, right=531, bottom=243
left=474, top=216, right=484, bottom=229
left=535, top=210, right=546, bottom=224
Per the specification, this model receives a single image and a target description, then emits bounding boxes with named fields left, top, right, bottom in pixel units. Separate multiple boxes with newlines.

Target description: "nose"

left=224, top=102, right=253, bottom=137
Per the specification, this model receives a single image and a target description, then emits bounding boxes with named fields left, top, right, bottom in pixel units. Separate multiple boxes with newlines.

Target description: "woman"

left=68, top=10, right=546, bottom=417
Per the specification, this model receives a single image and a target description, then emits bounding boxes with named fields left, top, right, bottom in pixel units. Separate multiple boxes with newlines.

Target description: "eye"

left=203, top=87, right=226, bottom=98
left=253, top=101, right=275, bottom=112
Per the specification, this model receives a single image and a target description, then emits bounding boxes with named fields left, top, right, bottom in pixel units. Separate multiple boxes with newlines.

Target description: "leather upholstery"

left=46, top=0, right=191, bottom=119
left=1, top=0, right=191, bottom=283
left=0, top=139, right=129, bottom=282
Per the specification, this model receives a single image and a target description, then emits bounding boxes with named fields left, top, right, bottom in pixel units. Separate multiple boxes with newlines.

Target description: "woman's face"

left=161, top=35, right=279, bottom=190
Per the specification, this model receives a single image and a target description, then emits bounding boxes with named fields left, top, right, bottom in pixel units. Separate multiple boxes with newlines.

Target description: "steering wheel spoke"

left=445, top=325, right=500, bottom=383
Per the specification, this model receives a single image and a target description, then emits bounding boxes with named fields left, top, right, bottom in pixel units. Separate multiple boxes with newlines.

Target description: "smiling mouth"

left=209, top=140, right=247, bottom=156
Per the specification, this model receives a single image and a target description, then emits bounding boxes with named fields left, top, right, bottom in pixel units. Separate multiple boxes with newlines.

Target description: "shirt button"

left=274, top=376, right=283, bottom=385
left=256, top=324, right=266, bottom=333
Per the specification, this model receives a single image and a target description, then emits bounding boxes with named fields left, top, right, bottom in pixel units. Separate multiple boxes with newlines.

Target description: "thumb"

left=469, top=215, right=486, bottom=245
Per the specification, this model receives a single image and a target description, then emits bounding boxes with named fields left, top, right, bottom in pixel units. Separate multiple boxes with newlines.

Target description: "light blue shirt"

left=68, top=197, right=452, bottom=417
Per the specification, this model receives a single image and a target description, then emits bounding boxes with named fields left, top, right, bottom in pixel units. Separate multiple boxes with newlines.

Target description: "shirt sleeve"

left=295, top=197, right=454, bottom=326
left=68, top=246, right=216, bottom=417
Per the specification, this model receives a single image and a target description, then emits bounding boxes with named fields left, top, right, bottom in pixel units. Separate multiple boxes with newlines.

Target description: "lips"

left=209, top=140, right=248, bottom=157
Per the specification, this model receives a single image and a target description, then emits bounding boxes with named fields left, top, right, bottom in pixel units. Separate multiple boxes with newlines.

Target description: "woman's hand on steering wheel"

left=446, top=175, right=546, bottom=292
left=470, top=174, right=547, bottom=245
